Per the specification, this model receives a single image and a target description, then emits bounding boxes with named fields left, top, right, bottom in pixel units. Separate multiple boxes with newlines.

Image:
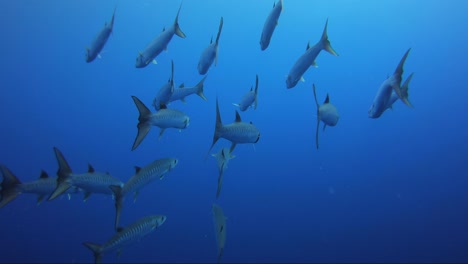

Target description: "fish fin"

left=174, top=3, right=186, bottom=38
left=210, top=36, right=213, bottom=44
left=48, top=147, right=73, bottom=201
left=83, top=192, right=92, bottom=202
left=323, top=124, right=327, bottom=132
left=67, top=193, right=71, bottom=200
left=131, top=96, right=152, bottom=151
left=83, top=242, right=103, bottom=264
left=152, top=59, right=158, bottom=65
left=312, top=61, right=318, bottom=68
left=306, top=42, right=310, bottom=51
left=300, top=76, right=305, bottom=82
left=181, top=97, right=186, bottom=103
left=160, top=174, right=165, bottom=180
left=234, top=111, right=242, bottom=122
left=324, top=94, right=330, bottom=104
left=215, top=48, right=219, bottom=67
left=179, top=83, right=185, bottom=88
left=196, top=75, right=208, bottom=101
left=230, top=143, right=237, bottom=153
left=400, top=72, right=414, bottom=108
left=36, top=195, right=45, bottom=205
left=109, top=185, right=123, bottom=230
left=134, top=166, right=141, bottom=173
left=116, top=227, right=124, bottom=233
left=159, top=129, right=166, bottom=140
left=98, top=54, right=102, bottom=59
left=252, top=143, right=257, bottom=152
left=313, top=84, right=320, bottom=149
left=320, top=18, right=339, bottom=56
left=232, top=103, right=240, bottom=107
left=206, top=97, right=223, bottom=160
left=391, top=49, right=412, bottom=104
left=87, top=163, right=95, bottom=173
left=39, top=170, right=48, bottom=179
left=254, top=74, right=259, bottom=109
left=170, top=60, right=174, bottom=86
left=215, top=17, right=224, bottom=45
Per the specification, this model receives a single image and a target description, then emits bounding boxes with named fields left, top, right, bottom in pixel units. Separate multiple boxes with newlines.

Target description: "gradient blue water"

left=1, top=0, right=467, bottom=263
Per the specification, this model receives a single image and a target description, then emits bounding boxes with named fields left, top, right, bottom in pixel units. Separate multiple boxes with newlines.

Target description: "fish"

left=212, top=203, right=227, bottom=263
left=260, top=0, right=283, bottom=50
left=48, top=147, right=123, bottom=202
left=135, top=3, right=185, bottom=68
left=83, top=215, right=167, bottom=264
left=152, top=60, right=175, bottom=110
left=86, top=6, right=116, bottom=63
left=233, top=74, right=259, bottom=111
left=313, top=84, right=340, bottom=149
left=286, top=19, right=338, bottom=89
left=198, top=17, right=224, bottom=75
left=385, top=73, right=414, bottom=112
left=368, top=48, right=413, bottom=119
left=211, top=148, right=235, bottom=199
left=131, top=96, right=190, bottom=151
left=207, top=97, right=260, bottom=157
left=109, top=158, right=178, bottom=230
left=169, top=75, right=208, bottom=104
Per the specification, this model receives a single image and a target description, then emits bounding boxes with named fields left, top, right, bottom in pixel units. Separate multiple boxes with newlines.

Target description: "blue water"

left=1, top=0, right=467, bottom=263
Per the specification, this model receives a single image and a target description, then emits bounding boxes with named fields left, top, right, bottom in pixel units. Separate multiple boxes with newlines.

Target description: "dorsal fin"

left=273, top=1, right=275, bottom=8
left=39, top=170, right=49, bottom=179
left=179, top=83, right=185, bottom=88
left=306, top=42, right=310, bottom=51
left=234, top=111, right=242, bottom=122
left=324, top=94, right=330, bottom=104
left=134, top=166, right=141, bottom=173
left=162, top=27, right=165, bottom=32
left=116, top=227, right=124, bottom=232
left=210, top=36, right=213, bottom=44
left=87, top=164, right=95, bottom=173
left=159, top=104, right=167, bottom=109
left=250, top=86, right=253, bottom=91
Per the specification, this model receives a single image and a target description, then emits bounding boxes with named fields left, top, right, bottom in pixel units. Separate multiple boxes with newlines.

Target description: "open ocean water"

left=0, top=0, right=467, bottom=263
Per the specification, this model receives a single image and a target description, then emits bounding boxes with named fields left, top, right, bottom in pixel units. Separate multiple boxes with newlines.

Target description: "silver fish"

left=260, top=0, right=283, bottom=50
left=212, top=203, right=227, bottom=263
left=198, top=17, right=224, bottom=75
left=135, top=3, right=185, bottom=68
left=385, top=73, right=414, bottom=111
left=86, top=7, right=116, bottom=63
left=131, top=96, right=190, bottom=151
left=153, top=60, right=175, bottom=111
left=286, top=19, right=338, bottom=89
left=313, top=84, right=340, bottom=149
left=211, top=148, right=235, bottom=199
left=169, top=75, right=208, bottom=104
left=83, top=215, right=167, bottom=264
left=110, top=158, right=178, bottom=230
left=233, top=74, right=259, bottom=112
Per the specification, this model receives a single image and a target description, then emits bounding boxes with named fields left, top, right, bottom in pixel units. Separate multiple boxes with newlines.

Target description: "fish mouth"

left=255, top=134, right=260, bottom=143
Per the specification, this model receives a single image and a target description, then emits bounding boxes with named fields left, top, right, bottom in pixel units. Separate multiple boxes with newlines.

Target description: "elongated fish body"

left=198, top=17, right=224, bottom=75
left=260, top=0, right=283, bottom=50
left=207, top=98, right=260, bottom=156
left=313, top=84, right=340, bottom=149
left=369, top=49, right=413, bottom=118
left=109, top=158, right=177, bottom=230
left=131, top=96, right=190, bottom=150
left=83, top=215, right=167, bottom=264
left=212, top=204, right=227, bottom=263
left=153, top=61, right=175, bottom=110
left=135, top=4, right=185, bottom=68
left=86, top=7, right=116, bottom=63
left=211, top=148, right=235, bottom=199
left=233, top=75, right=259, bottom=112
left=169, top=75, right=208, bottom=103
left=286, top=19, right=338, bottom=89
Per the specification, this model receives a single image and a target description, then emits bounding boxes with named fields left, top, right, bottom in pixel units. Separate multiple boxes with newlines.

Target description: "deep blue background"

left=1, top=0, right=467, bottom=263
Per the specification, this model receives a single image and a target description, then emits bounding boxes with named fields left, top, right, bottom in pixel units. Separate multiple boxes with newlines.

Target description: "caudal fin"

left=109, top=185, right=123, bottom=231
left=83, top=242, right=103, bottom=264
left=254, top=74, right=259, bottom=110
left=196, top=75, right=208, bottom=101
left=0, top=165, right=22, bottom=208
left=392, top=48, right=412, bottom=105
left=320, top=18, right=339, bottom=56
left=400, top=72, right=414, bottom=108
left=48, top=147, right=73, bottom=201
left=110, top=6, right=117, bottom=31
left=312, top=84, right=321, bottom=149
left=174, top=3, right=186, bottom=38
left=131, top=96, right=152, bottom=151
left=206, top=97, right=223, bottom=159
left=215, top=17, right=224, bottom=45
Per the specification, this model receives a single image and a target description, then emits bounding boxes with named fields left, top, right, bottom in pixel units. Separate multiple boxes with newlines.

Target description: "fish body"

left=286, top=19, right=338, bottom=89
left=83, top=215, right=167, bottom=264
left=153, top=61, right=175, bottom=110
left=169, top=76, right=208, bottom=103
left=135, top=4, right=185, bottom=68
left=313, top=84, right=340, bottom=149
left=212, top=204, right=227, bottom=263
left=260, top=0, right=283, bottom=50
left=211, top=148, right=235, bottom=198
left=233, top=75, right=259, bottom=111
left=86, top=7, right=116, bottom=63
left=198, top=17, right=224, bottom=75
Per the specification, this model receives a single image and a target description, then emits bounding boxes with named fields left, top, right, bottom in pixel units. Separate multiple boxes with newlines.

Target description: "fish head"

left=135, top=53, right=147, bottom=68
left=151, top=215, right=167, bottom=229
left=285, top=75, right=298, bottom=89
left=368, top=103, right=380, bottom=119
left=255, top=132, right=261, bottom=143
left=169, top=159, right=179, bottom=170
left=260, top=35, right=269, bottom=51
left=85, top=48, right=93, bottom=63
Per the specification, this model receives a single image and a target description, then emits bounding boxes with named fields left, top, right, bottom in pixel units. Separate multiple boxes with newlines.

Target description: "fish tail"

left=110, top=5, right=117, bottom=30
left=254, top=74, right=259, bottom=109
left=400, top=72, right=414, bottom=108
left=196, top=75, right=208, bottom=101
left=48, top=147, right=73, bottom=201
left=131, top=96, right=152, bottom=151
left=392, top=48, right=412, bottom=104
left=320, top=18, right=339, bottom=56
left=312, top=84, right=320, bottom=149
left=109, top=185, right=123, bottom=230
left=174, top=3, right=186, bottom=38
left=215, top=17, right=224, bottom=45
left=0, top=165, right=22, bottom=208
left=83, top=242, right=103, bottom=264
left=206, top=97, right=223, bottom=160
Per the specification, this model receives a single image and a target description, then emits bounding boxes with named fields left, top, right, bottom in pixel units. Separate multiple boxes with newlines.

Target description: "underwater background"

left=1, top=0, right=467, bottom=263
